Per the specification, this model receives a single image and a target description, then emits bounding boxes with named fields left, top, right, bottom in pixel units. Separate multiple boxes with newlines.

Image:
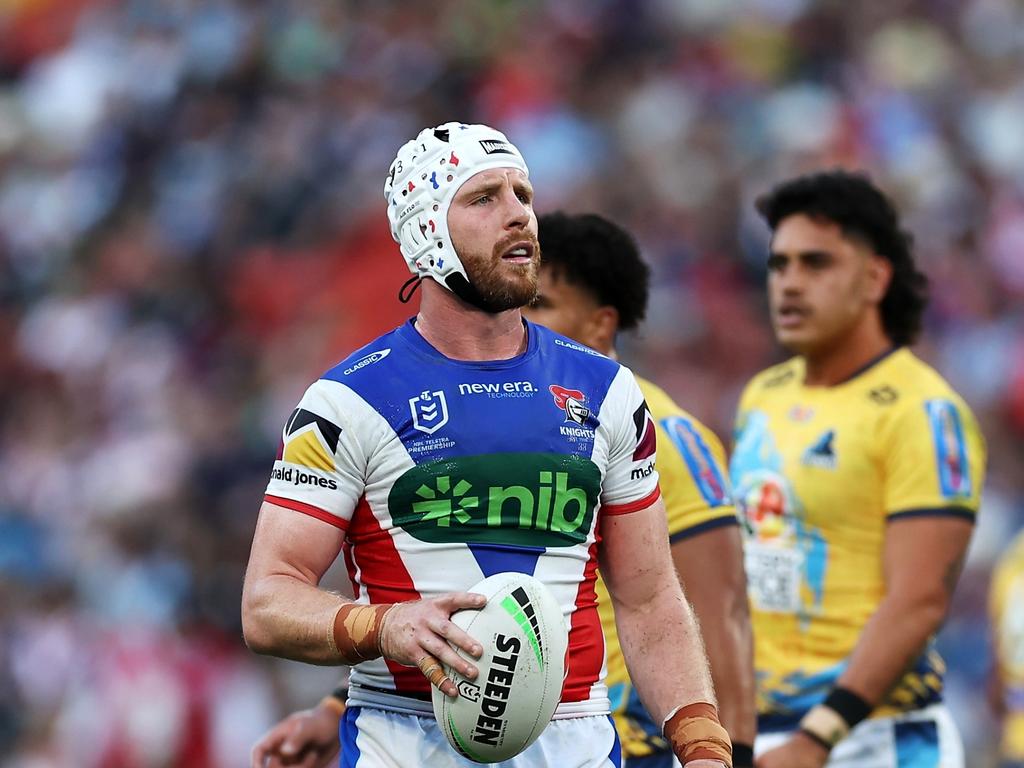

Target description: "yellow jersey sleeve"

left=880, top=393, right=986, bottom=518
left=636, top=377, right=737, bottom=540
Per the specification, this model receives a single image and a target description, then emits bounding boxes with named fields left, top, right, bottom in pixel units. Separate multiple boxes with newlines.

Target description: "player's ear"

left=866, top=253, right=893, bottom=304
left=587, top=305, right=618, bottom=352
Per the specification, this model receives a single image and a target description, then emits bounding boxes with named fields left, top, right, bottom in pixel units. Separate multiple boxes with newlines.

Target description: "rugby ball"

left=432, top=572, right=569, bottom=763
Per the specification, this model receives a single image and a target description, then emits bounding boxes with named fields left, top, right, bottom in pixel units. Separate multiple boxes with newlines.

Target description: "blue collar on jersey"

left=395, top=317, right=541, bottom=370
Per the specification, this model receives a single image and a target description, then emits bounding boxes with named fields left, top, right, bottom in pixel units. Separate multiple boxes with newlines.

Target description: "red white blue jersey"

left=264, top=319, right=661, bottom=717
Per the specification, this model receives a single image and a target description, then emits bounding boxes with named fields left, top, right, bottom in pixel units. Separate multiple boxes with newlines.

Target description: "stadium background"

left=1, top=1, right=1022, bottom=765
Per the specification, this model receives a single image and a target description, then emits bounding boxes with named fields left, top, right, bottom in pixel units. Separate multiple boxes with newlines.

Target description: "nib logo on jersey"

left=272, top=408, right=341, bottom=490
left=389, top=453, right=601, bottom=548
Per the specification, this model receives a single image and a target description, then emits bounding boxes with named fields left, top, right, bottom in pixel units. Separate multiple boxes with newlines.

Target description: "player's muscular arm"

left=602, top=497, right=714, bottom=719
left=835, top=516, right=973, bottom=704
left=242, top=501, right=350, bottom=664
left=673, top=525, right=757, bottom=746
left=242, top=501, right=484, bottom=690
left=601, top=498, right=731, bottom=766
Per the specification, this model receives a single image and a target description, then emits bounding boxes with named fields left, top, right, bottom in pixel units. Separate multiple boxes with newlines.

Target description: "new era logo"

left=410, top=390, right=450, bottom=435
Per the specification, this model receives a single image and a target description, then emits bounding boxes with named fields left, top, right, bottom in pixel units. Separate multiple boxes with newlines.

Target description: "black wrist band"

left=731, top=742, right=754, bottom=766
left=798, top=727, right=833, bottom=753
left=823, top=686, right=871, bottom=729
left=331, top=684, right=348, bottom=703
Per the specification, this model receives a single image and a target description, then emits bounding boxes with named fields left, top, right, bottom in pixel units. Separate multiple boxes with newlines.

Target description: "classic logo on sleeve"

left=925, top=399, right=971, bottom=498
left=343, top=348, right=390, bottom=375
left=661, top=416, right=730, bottom=507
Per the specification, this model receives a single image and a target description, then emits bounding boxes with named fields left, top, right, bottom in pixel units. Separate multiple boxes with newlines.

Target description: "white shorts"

left=755, top=704, right=963, bottom=768
left=339, top=706, right=622, bottom=767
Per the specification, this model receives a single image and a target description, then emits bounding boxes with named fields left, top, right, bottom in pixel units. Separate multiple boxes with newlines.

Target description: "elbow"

left=897, top=590, right=951, bottom=634
left=240, top=582, right=274, bottom=654
left=723, top=562, right=753, bottom=629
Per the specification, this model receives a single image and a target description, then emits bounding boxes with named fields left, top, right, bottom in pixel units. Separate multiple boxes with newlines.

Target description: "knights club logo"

left=410, top=390, right=449, bottom=435
left=549, top=385, right=590, bottom=426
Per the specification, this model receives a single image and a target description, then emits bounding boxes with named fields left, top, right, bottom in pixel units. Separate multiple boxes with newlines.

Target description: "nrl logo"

left=410, top=390, right=449, bottom=434
left=549, top=385, right=590, bottom=426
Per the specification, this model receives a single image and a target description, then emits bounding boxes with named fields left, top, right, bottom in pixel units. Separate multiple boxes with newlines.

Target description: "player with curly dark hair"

left=528, top=211, right=756, bottom=767
left=532, top=212, right=650, bottom=332
left=735, top=170, right=986, bottom=767
left=755, top=170, right=929, bottom=349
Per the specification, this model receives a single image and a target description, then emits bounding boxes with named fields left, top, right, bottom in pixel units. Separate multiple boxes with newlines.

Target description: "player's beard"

left=461, top=233, right=541, bottom=313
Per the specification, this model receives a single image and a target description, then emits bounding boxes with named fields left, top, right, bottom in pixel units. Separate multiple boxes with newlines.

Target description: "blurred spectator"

left=0, top=1, right=1021, bottom=765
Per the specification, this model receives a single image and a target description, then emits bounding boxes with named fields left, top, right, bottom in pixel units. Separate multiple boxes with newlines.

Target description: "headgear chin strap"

left=383, top=122, right=530, bottom=310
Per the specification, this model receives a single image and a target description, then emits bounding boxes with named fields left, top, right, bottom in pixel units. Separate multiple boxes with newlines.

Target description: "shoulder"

left=320, top=326, right=405, bottom=389
left=637, top=377, right=715, bottom=435
left=738, top=357, right=802, bottom=407
left=530, top=321, right=620, bottom=370
left=866, top=349, right=975, bottom=418
left=635, top=375, right=674, bottom=413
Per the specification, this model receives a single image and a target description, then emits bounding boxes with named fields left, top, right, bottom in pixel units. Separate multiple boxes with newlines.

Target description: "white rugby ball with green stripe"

left=432, top=572, right=569, bottom=763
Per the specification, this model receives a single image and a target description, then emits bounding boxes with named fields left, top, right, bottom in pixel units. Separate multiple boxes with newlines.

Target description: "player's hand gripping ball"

left=431, top=572, right=569, bottom=763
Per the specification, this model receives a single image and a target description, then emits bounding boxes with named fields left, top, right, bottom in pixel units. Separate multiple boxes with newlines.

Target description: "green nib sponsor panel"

left=389, top=453, right=601, bottom=547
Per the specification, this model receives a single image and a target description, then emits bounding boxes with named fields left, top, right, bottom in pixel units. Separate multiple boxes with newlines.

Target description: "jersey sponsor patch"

left=388, top=452, right=601, bottom=548
left=282, top=408, right=341, bottom=470
left=660, top=415, right=730, bottom=507
left=631, top=402, right=656, bottom=461
left=925, top=399, right=971, bottom=499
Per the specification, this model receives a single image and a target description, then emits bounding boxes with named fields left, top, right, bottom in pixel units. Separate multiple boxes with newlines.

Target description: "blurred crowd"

left=1, top=0, right=1022, bottom=765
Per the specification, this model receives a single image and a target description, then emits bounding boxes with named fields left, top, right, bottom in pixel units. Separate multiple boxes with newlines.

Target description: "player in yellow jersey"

left=732, top=171, right=986, bottom=768
left=990, top=530, right=1024, bottom=768
left=525, top=212, right=755, bottom=768
left=250, top=211, right=756, bottom=768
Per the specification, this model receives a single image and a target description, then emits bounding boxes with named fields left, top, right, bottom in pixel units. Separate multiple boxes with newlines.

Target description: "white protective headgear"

left=383, top=122, right=530, bottom=308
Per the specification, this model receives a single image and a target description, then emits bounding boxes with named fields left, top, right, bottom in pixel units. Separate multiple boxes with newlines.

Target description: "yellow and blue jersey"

left=598, top=375, right=738, bottom=758
left=730, top=348, right=986, bottom=732
left=991, top=530, right=1024, bottom=762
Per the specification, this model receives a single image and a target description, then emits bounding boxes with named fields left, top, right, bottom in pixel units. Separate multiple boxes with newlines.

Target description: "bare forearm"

left=676, top=525, right=756, bottom=745
left=615, top=586, right=716, bottom=724
left=837, top=595, right=947, bottom=704
left=242, top=574, right=348, bottom=664
left=690, top=586, right=756, bottom=744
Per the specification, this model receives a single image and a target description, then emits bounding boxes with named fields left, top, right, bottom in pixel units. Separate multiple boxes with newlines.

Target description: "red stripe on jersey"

left=342, top=520, right=360, bottom=602
left=602, top=485, right=662, bottom=516
left=346, top=497, right=428, bottom=695
left=562, top=540, right=604, bottom=702
left=264, top=495, right=350, bottom=531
